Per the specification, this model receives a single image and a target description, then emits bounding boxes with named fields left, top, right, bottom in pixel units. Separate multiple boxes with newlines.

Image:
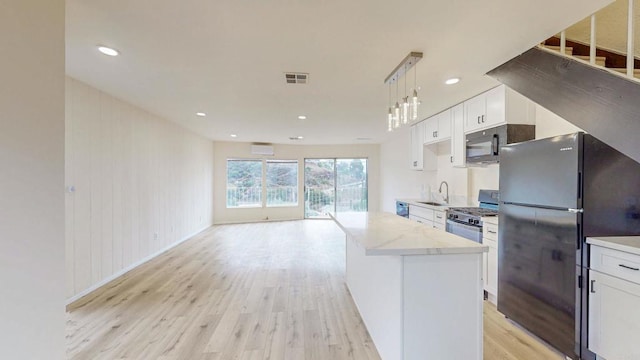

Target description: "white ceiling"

left=66, top=0, right=611, bottom=145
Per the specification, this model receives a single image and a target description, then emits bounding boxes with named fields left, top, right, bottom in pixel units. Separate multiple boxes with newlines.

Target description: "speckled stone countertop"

left=331, top=212, right=488, bottom=256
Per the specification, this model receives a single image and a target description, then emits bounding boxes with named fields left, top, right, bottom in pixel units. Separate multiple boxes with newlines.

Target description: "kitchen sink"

left=416, top=201, right=446, bottom=206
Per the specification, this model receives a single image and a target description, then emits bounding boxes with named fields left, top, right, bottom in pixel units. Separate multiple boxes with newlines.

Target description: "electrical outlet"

left=153, top=232, right=158, bottom=240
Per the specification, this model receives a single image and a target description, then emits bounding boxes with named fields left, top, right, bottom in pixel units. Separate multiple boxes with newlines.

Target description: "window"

left=226, top=159, right=299, bottom=208
left=226, top=159, right=262, bottom=208
left=266, top=160, right=298, bottom=207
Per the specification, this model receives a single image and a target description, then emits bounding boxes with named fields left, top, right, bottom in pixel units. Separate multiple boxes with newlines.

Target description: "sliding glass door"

left=304, top=158, right=367, bottom=218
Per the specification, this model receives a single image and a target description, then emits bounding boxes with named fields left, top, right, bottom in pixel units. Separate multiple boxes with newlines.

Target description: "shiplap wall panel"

left=65, top=79, right=75, bottom=297
left=73, top=80, right=93, bottom=293
left=65, top=77, right=214, bottom=299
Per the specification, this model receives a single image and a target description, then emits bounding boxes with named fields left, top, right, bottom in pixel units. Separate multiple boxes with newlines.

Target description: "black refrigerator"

left=498, top=132, right=640, bottom=360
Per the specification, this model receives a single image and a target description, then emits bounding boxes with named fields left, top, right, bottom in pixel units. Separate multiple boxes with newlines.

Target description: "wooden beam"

left=487, top=47, right=640, bottom=164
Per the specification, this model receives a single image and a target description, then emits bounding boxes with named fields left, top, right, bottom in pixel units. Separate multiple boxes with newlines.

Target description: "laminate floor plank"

left=67, top=220, right=566, bottom=360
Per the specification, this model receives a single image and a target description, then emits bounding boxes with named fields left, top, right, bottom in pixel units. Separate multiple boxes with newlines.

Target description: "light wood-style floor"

left=67, top=220, right=564, bottom=360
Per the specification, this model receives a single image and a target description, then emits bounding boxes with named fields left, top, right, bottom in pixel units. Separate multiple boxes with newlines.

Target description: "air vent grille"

left=285, top=72, right=308, bottom=84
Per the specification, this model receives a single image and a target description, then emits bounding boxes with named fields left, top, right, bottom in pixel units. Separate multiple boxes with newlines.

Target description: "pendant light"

left=387, top=83, right=393, bottom=132
left=402, top=64, right=410, bottom=124
left=411, top=63, right=419, bottom=121
left=383, top=52, right=422, bottom=130
left=393, top=79, right=400, bottom=128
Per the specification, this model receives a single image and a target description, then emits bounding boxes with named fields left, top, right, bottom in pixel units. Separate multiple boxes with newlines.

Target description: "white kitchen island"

left=331, top=212, right=488, bottom=360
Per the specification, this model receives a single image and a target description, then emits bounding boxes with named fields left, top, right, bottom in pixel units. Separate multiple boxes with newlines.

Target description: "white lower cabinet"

left=433, top=210, right=446, bottom=231
left=482, top=221, right=498, bottom=303
left=409, top=214, right=433, bottom=227
left=409, top=205, right=446, bottom=231
left=588, top=243, right=640, bottom=360
left=588, top=270, right=640, bottom=360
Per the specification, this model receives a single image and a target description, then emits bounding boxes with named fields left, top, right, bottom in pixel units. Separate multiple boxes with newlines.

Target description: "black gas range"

left=445, top=190, right=499, bottom=243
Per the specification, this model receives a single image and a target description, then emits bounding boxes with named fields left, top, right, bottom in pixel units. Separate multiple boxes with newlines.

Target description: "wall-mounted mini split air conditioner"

left=250, top=144, right=274, bottom=156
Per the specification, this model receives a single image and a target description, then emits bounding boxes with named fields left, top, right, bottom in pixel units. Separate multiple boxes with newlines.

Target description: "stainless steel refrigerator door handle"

left=568, top=208, right=584, bottom=213
left=590, top=280, right=596, bottom=293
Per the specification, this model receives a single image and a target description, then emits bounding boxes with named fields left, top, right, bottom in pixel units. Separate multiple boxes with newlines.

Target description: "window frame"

left=265, top=159, right=299, bottom=208
left=226, top=158, right=299, bottom=209
left=226, top=158, right=264, bottom=209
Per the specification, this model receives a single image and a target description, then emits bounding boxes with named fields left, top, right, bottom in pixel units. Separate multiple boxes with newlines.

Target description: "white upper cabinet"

left=410, top=122, right=424, bottom=170
left=464, top=85, right=535, bottom=134
left=464, top=94, right=487, bottom=133
left=450, top=104, right=465, bottom=167
left=423, top=109, right=452, bottom=145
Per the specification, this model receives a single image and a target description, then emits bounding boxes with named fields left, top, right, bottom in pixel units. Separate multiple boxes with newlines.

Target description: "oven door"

left=446, top=219, right=483, bottom=243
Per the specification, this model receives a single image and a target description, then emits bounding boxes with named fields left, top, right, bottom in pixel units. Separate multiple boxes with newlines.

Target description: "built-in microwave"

left=465, top=124, right=535, bottom=164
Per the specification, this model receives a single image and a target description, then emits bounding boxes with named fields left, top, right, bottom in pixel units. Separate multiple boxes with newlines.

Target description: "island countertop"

left=331, top=211, right=488, bottom=256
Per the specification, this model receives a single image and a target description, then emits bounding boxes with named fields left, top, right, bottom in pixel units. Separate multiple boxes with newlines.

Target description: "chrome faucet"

left=439, top=181, right=449, bottom=204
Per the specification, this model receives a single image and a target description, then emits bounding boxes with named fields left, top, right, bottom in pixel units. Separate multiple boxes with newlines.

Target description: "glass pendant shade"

left=411, top=89, right=419, bottom=121
left=402, top=97, right=409, bottom=124
left=393, top=102, right=400, bottom=128
left=388, top=108, right=394, bottom=132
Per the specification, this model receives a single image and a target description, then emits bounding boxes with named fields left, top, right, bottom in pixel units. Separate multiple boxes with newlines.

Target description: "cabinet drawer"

left=483, top=222, right=498, bottom=240
left=433, top=221, right=445, bottom=231
left=591, top=245, right=640, bottom=285
left=409, top=214, right=433, bottom=227
left=434, top=211, right=446, bottom=225
left=409, top=205, right=434, bottom=221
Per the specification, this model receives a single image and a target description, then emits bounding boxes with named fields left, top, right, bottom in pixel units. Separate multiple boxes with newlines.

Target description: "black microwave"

left=466, top=124, right=535, bottom=164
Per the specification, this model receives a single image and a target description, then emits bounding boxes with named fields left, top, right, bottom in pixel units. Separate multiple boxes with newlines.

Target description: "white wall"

left=535, top=104, right=584, bottom=139
left=65, top=77, right=214, bottom=300
left=0, top=1, right=65, bottom=358
left=213, top=141, right=379, bottom=223
left=379, top=126, right=426, bottom=212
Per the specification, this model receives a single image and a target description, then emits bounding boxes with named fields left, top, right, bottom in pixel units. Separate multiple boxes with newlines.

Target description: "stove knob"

left=474, top=219, right=479, bottom=225
left=468, top=219, right=473, bottom=224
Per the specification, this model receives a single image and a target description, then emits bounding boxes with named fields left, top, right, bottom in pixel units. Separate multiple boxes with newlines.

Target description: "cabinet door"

left=436, top=109, right=451, bottom=141
left=423, top=117, right=439, bottom=145
left=410, top=124, right=423, bottom=170
left=486, top=240, right=498, bottom=297
left=483, top=251, right=489, bottom=290
left=464, top=93, right=486, bottom=133
left=485, top=85, right=506, bottom=127
left=450, top=104, right=466, bottom=167
left=588, top=270, right=640, bottom=360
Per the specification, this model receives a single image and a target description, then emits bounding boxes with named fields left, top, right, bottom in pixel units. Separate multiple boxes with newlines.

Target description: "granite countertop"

left=331, top=212, right=488, bottom=256
left=586, top=236, right=640, bottom=256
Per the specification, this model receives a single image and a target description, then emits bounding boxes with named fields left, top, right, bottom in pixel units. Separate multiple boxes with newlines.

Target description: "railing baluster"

left=628, top=0, right=635, bottom=78
left=560, top=30, right=566, bottom=55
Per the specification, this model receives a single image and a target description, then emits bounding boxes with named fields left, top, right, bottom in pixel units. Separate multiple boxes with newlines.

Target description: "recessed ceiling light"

left=297, top=136, right=304, bottom=140
left=298, top=115, right=307, bottom=120
left=97, top=46, right=119, bottom=57
left=445, top=78, right=460, bottom=85
left=196, top=112, right=206, bottom=117
left=230, top=134, right=237, bottom=138
left=289, top=136, right=304, bottom=140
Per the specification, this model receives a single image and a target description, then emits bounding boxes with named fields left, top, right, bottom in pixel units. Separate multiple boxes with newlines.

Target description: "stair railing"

left=551, top=0, right=637, bottom=80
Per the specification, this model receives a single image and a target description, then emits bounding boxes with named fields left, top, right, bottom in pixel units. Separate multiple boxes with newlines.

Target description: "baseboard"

left=213, top=217, right=302, bottom=225
left=66, top=224, right=212, bottom=305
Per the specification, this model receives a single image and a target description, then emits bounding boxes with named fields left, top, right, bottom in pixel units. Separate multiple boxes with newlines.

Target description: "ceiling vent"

left=285, top=72, right=308, bottom=84
left=250, top=144, right=274, bottom=156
